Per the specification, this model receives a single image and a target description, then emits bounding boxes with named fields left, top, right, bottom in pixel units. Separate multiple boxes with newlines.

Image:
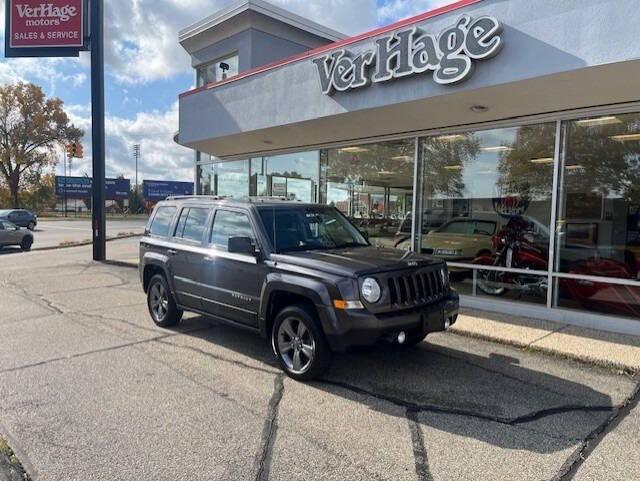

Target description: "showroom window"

left=198, top=159, right=249, bottom=198
left=320, top=139, right=415, bottom=248
left=554, top=113, right=640, bottom=318
left=419, top=123, right=557, bottom=305
left=196, top=54, right=239, bottom=87
left=249, top=152, right=319, bottom=202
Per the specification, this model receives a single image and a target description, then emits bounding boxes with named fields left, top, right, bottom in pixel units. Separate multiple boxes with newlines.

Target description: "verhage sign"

left=313, top=15, right=503, bottom=95
left=9, top=0, right=84, bottom=48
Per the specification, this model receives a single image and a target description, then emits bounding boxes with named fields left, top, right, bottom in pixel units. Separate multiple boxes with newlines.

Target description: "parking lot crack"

left=554, top=378, right=640, bottom=481
left=406, top=408, right=433, bottom=481
left=318, top=379, right=618, bottom=427
left=0, top=326, right=215, bottom=375
left=254, top=375, right=285, bottom=481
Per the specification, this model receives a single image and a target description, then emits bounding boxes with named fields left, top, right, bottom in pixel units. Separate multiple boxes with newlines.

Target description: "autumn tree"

left=0, top=82, right=83, bottom=207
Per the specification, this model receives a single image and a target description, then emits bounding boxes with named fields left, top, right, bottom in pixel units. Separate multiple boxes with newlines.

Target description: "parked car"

left=139, top=198, right=459, bottom=381
left=0, top=220, right=34, bottom=251
left=396, top=216, right=501, bottom=262
left=0, top=209, right=37, bottom=230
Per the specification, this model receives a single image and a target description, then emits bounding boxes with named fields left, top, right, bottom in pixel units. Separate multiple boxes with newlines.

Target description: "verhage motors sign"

left=313, top=15, right=503, bottom=95
left=9, top=0, right=84, bottom=48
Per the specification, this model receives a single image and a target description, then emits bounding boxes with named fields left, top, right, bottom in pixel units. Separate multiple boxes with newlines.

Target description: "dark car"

left=0, top=220, right=34, bottom=251
left=139, top=197, right=459, bottom=381
left=0, top=209, right=37, bottom=230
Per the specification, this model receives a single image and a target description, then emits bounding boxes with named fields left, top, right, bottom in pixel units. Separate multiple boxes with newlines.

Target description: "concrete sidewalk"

left=451, top=311, right=640, bottom=373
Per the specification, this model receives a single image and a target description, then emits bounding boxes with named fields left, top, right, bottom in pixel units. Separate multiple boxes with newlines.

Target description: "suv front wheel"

left=272, top=305, right=331, bottom=381
left=147, top=274, right=183, bottom=328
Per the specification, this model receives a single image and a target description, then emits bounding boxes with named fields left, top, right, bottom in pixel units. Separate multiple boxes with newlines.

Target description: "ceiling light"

left=610, top=133, right=640, bottom=142
left=444, top=165, right=463, bottom=170
left=471, top=105, right=489, bottom=113
left=576, top=116, right=621, bottom=126
left=436, top=134, right=466, bottom=142
left=478, top=170, right=495, bottom=175
left=339, top=146, right=370, bottom=153
left=530, top=157, right=554, bottom=164
left=392, top=155, right=413, bottom=161
left=378, top=171, right=395, bottom=176
left=481, top=146, right=512, bottom=152
left=565, top=164, right=585, bottom=171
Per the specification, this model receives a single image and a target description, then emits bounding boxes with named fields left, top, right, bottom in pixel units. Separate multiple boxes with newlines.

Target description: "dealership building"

left=176, top=0, right=640, bottom=334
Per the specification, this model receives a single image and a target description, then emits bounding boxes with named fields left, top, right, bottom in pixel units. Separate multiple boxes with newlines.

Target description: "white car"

left=0, top=220, right=34, bottom=251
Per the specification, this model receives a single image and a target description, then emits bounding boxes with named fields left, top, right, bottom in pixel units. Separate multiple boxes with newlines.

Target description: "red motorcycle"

left=473, top=217, right=549, bottom=297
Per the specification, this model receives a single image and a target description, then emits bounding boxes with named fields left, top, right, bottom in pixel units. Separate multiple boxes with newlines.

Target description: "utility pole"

left=63, top=149, right=68, bottom=218
left=91, top=0, right=106, bottom=261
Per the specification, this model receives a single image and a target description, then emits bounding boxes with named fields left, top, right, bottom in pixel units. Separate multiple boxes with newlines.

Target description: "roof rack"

left=246, top=196, right=301, bottom=203
left=166, top=195, right=228, bottom=201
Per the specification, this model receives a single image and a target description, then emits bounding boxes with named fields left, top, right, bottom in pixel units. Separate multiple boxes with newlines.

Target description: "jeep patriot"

left=139, top=197, right=459, bottom=381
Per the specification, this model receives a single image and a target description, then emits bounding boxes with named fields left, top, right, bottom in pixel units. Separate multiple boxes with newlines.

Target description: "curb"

left=32, top=234, right=142, bottom=252
left=449, top=326, right=639, bottom=375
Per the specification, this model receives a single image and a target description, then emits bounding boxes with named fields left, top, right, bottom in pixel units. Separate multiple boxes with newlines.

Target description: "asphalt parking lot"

left=0, top=218, right=147, bottom=253
left=1, top=240, right=638, bottom=481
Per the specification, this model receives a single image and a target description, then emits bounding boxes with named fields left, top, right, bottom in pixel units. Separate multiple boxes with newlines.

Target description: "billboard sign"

left=143, top=180, right=194, bottom=201
left=55, top=176, right=131, bottom=200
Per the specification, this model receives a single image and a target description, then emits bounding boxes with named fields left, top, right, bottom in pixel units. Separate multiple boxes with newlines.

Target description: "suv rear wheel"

left=272, top=305, right=331, bottom=381
left=147, top=274, right=183, bottom=327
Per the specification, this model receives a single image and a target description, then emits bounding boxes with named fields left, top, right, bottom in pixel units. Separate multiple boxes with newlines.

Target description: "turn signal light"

left=333, top=300, right=364, bottom=310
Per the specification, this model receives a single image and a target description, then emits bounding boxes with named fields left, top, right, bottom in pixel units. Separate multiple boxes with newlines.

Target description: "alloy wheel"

left=150, top=282, right=169, bottom=322
left=277, top=317, right=316, bottom=375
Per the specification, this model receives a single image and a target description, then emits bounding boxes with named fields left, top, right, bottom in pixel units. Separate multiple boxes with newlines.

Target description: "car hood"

left=272, top=246, right=443, bottom=277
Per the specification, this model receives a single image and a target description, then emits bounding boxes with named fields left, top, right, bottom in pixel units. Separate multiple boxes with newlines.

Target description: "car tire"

left=20, top=237, right=33, bottom=252
left=27, top=221, right=35, bottom=231
left=272, top=304, right=331, bottom=381
left=147, top=274, right=183, bottom=328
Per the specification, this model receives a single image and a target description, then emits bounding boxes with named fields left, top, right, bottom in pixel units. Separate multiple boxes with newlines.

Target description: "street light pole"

left=133, top=144, right=140, bottom=193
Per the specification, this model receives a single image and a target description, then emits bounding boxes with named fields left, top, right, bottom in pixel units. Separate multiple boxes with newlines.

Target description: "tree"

left=0, top=82, right=83, bottom=207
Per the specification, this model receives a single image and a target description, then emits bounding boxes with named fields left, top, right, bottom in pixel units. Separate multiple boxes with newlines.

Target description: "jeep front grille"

left=387, top=268, right=446, bottom=306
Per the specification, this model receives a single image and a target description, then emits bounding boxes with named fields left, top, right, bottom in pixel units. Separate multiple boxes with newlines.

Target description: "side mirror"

left=228, top=236, right=256, bottom=256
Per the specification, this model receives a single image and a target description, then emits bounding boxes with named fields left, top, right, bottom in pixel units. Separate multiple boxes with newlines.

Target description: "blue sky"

left=0, top=0, right=453, bottom=182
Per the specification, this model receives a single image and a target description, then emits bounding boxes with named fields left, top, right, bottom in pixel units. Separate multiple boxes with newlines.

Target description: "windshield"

left=436, top=220, right=497, bottom=236
left=259, top=205, right=369, bottom=253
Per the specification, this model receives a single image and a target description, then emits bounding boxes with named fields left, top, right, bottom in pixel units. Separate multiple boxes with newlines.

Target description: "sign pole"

left=90, top=0, right=106, bottom=261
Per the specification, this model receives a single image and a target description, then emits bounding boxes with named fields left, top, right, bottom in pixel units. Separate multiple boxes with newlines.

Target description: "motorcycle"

left=473, top=217, right=549, bottom=297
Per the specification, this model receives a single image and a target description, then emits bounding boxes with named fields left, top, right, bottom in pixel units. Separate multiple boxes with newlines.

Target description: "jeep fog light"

left=362, top=278, right=381, bottom=303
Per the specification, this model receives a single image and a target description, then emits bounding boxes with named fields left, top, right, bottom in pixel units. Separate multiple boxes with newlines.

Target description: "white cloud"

left=0, top=57, right=87, bottom=94
left=62, top=102, right=194, bottom=182
left=102, top=0, right=379, bottom=85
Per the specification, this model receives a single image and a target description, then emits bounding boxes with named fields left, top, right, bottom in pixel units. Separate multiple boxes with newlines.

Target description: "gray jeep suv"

left=139, top=197, right=459, bottom=381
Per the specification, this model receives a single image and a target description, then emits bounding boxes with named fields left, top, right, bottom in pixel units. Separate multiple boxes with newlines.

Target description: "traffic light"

left=66, top=142, right=84, bottom=159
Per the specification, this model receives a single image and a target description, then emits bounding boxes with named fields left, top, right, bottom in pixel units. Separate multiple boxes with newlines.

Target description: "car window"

left=439, top=221, right=471, bottom=234
left=149, top=206, right=177, bottom=237
left=178, top=208, right=210, bottom=243
left=210, top=210, right=255, bottom=250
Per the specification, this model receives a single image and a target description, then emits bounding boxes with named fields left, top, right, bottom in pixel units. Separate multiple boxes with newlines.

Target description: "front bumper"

left=320, top=290, right=459, bottom=352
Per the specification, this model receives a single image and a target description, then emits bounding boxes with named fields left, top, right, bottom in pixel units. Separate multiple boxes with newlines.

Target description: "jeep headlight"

left=361, top=278, right=382, bottom=304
